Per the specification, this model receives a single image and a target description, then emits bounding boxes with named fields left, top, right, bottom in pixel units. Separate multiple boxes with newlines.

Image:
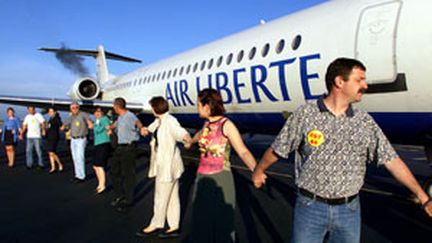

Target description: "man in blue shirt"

left=107, top=97, right=144, bottom=213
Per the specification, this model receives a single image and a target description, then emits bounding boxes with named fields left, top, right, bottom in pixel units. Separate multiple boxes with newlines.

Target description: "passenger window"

left=179, top=66, right=184, bottom=76
left=237, top=50, right=244, bottom=63
left=200, top=60, right=206, bottom=71
left=173, top=68, right=178, bottom=77
left=262, top=43, right=270, bottom=57
left=208, top=58, right=214, bottom=69
left=249, top=47, right=256, bottom=60
left=276, top=39, right=285, bottom=54
left=167, top=70, right=172, bottom=79
left=226, top=53, right=233, bottom=65
left=186, top=64, right=191, bottom=74
left=292, top=35, right=302, bottom=50
left=217, top=56, right=223, bottom=67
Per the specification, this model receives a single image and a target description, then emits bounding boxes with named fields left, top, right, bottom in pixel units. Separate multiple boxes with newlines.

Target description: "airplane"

left=1, top=0, right=431, bottom=194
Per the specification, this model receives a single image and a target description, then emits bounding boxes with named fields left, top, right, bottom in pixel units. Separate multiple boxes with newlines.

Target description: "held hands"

left=183, top=134, right=192, bottom=149
left=423, top=199, right=432, bottom=217
left=105, top=125, right=113, bottom=135
left=140, top=127, right=149, bottom=136
left=252, top=169, right=268, bottom=188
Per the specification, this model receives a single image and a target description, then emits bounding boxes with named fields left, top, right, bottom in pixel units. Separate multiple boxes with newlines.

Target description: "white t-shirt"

left=23, top=113, right=45, bottom=138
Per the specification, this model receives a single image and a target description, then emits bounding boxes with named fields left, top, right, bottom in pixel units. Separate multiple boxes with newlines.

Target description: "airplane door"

left=355, top=1, right=402, bottom=84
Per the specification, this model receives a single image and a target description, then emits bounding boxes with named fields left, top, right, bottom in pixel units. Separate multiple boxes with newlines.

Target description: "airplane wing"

left=0, top=95, right=147, bottom=113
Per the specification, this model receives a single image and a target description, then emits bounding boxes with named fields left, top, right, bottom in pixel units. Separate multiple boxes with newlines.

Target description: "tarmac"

left=0, top=135, right=431, bottom=243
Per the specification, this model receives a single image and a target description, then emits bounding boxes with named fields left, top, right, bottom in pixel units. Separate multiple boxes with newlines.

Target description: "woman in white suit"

left=137, top=96, right=191, bottom=238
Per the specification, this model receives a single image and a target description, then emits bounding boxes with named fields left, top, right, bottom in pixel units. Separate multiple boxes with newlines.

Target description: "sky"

left=0, top=0, right=327, bottom=116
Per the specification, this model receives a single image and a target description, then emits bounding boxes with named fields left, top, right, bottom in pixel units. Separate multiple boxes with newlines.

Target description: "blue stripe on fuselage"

left=170, top=112, right=432, bottom=144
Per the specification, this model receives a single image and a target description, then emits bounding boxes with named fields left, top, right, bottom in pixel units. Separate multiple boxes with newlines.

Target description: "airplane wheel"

left=424, top=178, right=432, bottom=198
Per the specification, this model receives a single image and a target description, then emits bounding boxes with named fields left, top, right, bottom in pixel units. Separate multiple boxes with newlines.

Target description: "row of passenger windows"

left=109, top=35, right=302, bottom=91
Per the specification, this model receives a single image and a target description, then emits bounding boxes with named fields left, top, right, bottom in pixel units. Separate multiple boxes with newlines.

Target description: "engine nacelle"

left=67, top=77, right=101, bottom=100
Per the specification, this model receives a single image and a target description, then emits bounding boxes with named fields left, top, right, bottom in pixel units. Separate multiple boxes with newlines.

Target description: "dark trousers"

left=110, top=145, right=137, bottom=204
left=189, top=171, right=235, bottom=243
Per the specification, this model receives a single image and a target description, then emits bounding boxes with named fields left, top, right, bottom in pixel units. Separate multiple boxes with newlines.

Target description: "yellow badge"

left=75, top=121, right=80, bottom=127
left=307, top=130, right=324, bottom=147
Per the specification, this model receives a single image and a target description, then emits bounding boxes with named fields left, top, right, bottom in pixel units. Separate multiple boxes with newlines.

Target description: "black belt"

left=117, top=141, right=137, bottom=147
left=299, top=188, right=357, bottom=205
left=72, top=136, right=86, bottom=139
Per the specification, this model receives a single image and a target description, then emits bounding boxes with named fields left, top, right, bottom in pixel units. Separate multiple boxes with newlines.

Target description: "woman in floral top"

left=186, top=88, right=258, bottom=243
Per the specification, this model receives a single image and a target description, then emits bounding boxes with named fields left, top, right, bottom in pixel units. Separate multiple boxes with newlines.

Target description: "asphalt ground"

left=0, top=135, right=431, bottom=243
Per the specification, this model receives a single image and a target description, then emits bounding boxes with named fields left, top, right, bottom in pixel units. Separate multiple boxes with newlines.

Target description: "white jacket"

left=147, top=113, right=188, bottom=182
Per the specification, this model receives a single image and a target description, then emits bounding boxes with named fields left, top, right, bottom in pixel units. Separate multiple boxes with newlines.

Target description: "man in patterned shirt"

left=252, top=58, right=432, bottom=243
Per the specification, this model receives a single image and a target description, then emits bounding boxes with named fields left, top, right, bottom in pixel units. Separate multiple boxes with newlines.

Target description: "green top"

left=93, top=116, right=111, bottom=146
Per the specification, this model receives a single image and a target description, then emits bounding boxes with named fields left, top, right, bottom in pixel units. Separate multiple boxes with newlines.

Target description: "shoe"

left=49, top=169, right=56, bottom=174
left=37, top=166, right=45, bottom=170
left=95, top=187, right=106, bottom=195
left=26, top=166, right=32, bottom=170
left=110, top=197, right=125, bottom=207
left=135, top=228, right=162, bottom=238
left=70, top=177, right=85, bottom=183
left=158, top=229, right=180, bottom=239
left=115, top=203, right=133, bottom=213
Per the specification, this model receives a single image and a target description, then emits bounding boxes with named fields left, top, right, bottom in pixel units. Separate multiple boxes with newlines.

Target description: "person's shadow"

left=186, top=176, right=235, bottom=243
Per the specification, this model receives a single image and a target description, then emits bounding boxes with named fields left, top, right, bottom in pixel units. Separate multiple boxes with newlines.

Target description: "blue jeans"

left=292, top=193, right=361, bottom=243
left=71, top=138, right=87, bottom=179
left=26, top=138, right=43, bottom=167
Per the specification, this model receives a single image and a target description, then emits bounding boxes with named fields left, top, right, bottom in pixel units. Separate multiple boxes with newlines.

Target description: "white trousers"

left=71, top=138, right=87, bottom=179
left=150, top=179, right=180, bottom=229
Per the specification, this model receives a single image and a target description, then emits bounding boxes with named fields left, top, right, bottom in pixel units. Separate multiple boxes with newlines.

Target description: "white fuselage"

left=100, top=0, right=432, bottom=142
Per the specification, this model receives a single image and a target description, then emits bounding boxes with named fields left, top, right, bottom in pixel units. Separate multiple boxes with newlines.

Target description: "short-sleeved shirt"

left=23, top=113, right=45, bottom=138
left=115, top=111, right=139, bottom=144
left=271, top=97, right=398, bottom=198
left=63, top=112, right=90, bottom=137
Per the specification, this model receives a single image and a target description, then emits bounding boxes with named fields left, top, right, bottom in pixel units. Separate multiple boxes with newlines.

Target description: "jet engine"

left=67, top=77, right=101, bottom=100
